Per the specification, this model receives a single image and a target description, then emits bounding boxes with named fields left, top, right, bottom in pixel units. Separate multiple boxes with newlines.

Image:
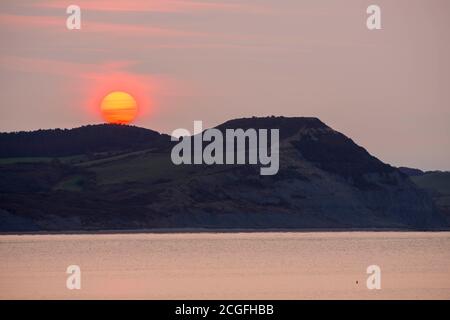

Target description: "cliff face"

left=0, top=117, right=446, bottom=232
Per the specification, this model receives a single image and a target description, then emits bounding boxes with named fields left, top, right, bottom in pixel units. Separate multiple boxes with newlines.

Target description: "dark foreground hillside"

left=410, top=171, right=450, bottom=225
left=0, top=117, right=447, bottom=232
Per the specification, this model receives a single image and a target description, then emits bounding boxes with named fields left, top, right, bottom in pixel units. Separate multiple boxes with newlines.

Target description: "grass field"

left=0, top=155, right=87, bottom=165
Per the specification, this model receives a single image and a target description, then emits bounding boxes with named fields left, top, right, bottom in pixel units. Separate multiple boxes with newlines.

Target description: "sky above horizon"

left=0, top=0, right=449, bottom=171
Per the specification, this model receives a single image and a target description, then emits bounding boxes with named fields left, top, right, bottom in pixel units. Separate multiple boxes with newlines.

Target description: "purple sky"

left=0, top=0, right=449, bottom=170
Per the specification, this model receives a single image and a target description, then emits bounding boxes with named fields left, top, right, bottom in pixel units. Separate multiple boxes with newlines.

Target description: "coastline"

left=1, top=227, right=449, bottom=236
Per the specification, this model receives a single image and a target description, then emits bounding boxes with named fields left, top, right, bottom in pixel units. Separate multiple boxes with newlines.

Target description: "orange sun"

left=100, top=91, right=138, bottom=124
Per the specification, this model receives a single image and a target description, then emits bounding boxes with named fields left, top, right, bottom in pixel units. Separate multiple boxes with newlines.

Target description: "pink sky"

left=0, top=0, right=449, bottom=170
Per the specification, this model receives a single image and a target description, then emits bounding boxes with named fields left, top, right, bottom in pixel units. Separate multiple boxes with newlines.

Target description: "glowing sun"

left=100, top=91, right=138, bottom=124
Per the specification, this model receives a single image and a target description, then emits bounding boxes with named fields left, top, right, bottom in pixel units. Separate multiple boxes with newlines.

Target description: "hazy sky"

left=0, top=0, right=449, bottom=170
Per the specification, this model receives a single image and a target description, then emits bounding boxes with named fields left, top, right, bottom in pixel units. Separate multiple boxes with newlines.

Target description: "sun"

left=100, top=91, right=138, bottom=124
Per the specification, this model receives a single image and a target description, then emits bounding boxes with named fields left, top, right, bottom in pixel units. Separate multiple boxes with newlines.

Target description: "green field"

left=0, top=155, right=87, bottom=165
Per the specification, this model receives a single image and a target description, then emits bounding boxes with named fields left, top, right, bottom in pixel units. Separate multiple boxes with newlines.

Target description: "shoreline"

left=1, top=227, right=450, bottom=236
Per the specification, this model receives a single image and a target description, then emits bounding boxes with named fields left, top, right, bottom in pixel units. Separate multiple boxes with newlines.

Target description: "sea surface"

left=0, top=232, right=449, bottom=299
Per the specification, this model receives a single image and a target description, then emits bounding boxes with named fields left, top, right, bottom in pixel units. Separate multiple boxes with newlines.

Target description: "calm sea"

left=0, top=232, right=449, bottom=299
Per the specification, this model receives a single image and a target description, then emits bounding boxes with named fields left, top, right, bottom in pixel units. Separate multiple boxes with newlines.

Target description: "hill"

left=411, top=172, right=450, bottom=224
left=0, top=117, right=447, bottom=232
left=0, top=124, right=171, bottom=158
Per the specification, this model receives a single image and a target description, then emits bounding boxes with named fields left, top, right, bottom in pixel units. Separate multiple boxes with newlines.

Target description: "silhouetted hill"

left=398, top=167, right=425, bottom=177
left=216, top=116, right=327, bottom=139
left=411, top=171, right=450, bottom=224
left=0, top=117, right=447, bottom=232
left=218, top=116, right=395, bottom=188
left=0, top=124, right=171, bottom=158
